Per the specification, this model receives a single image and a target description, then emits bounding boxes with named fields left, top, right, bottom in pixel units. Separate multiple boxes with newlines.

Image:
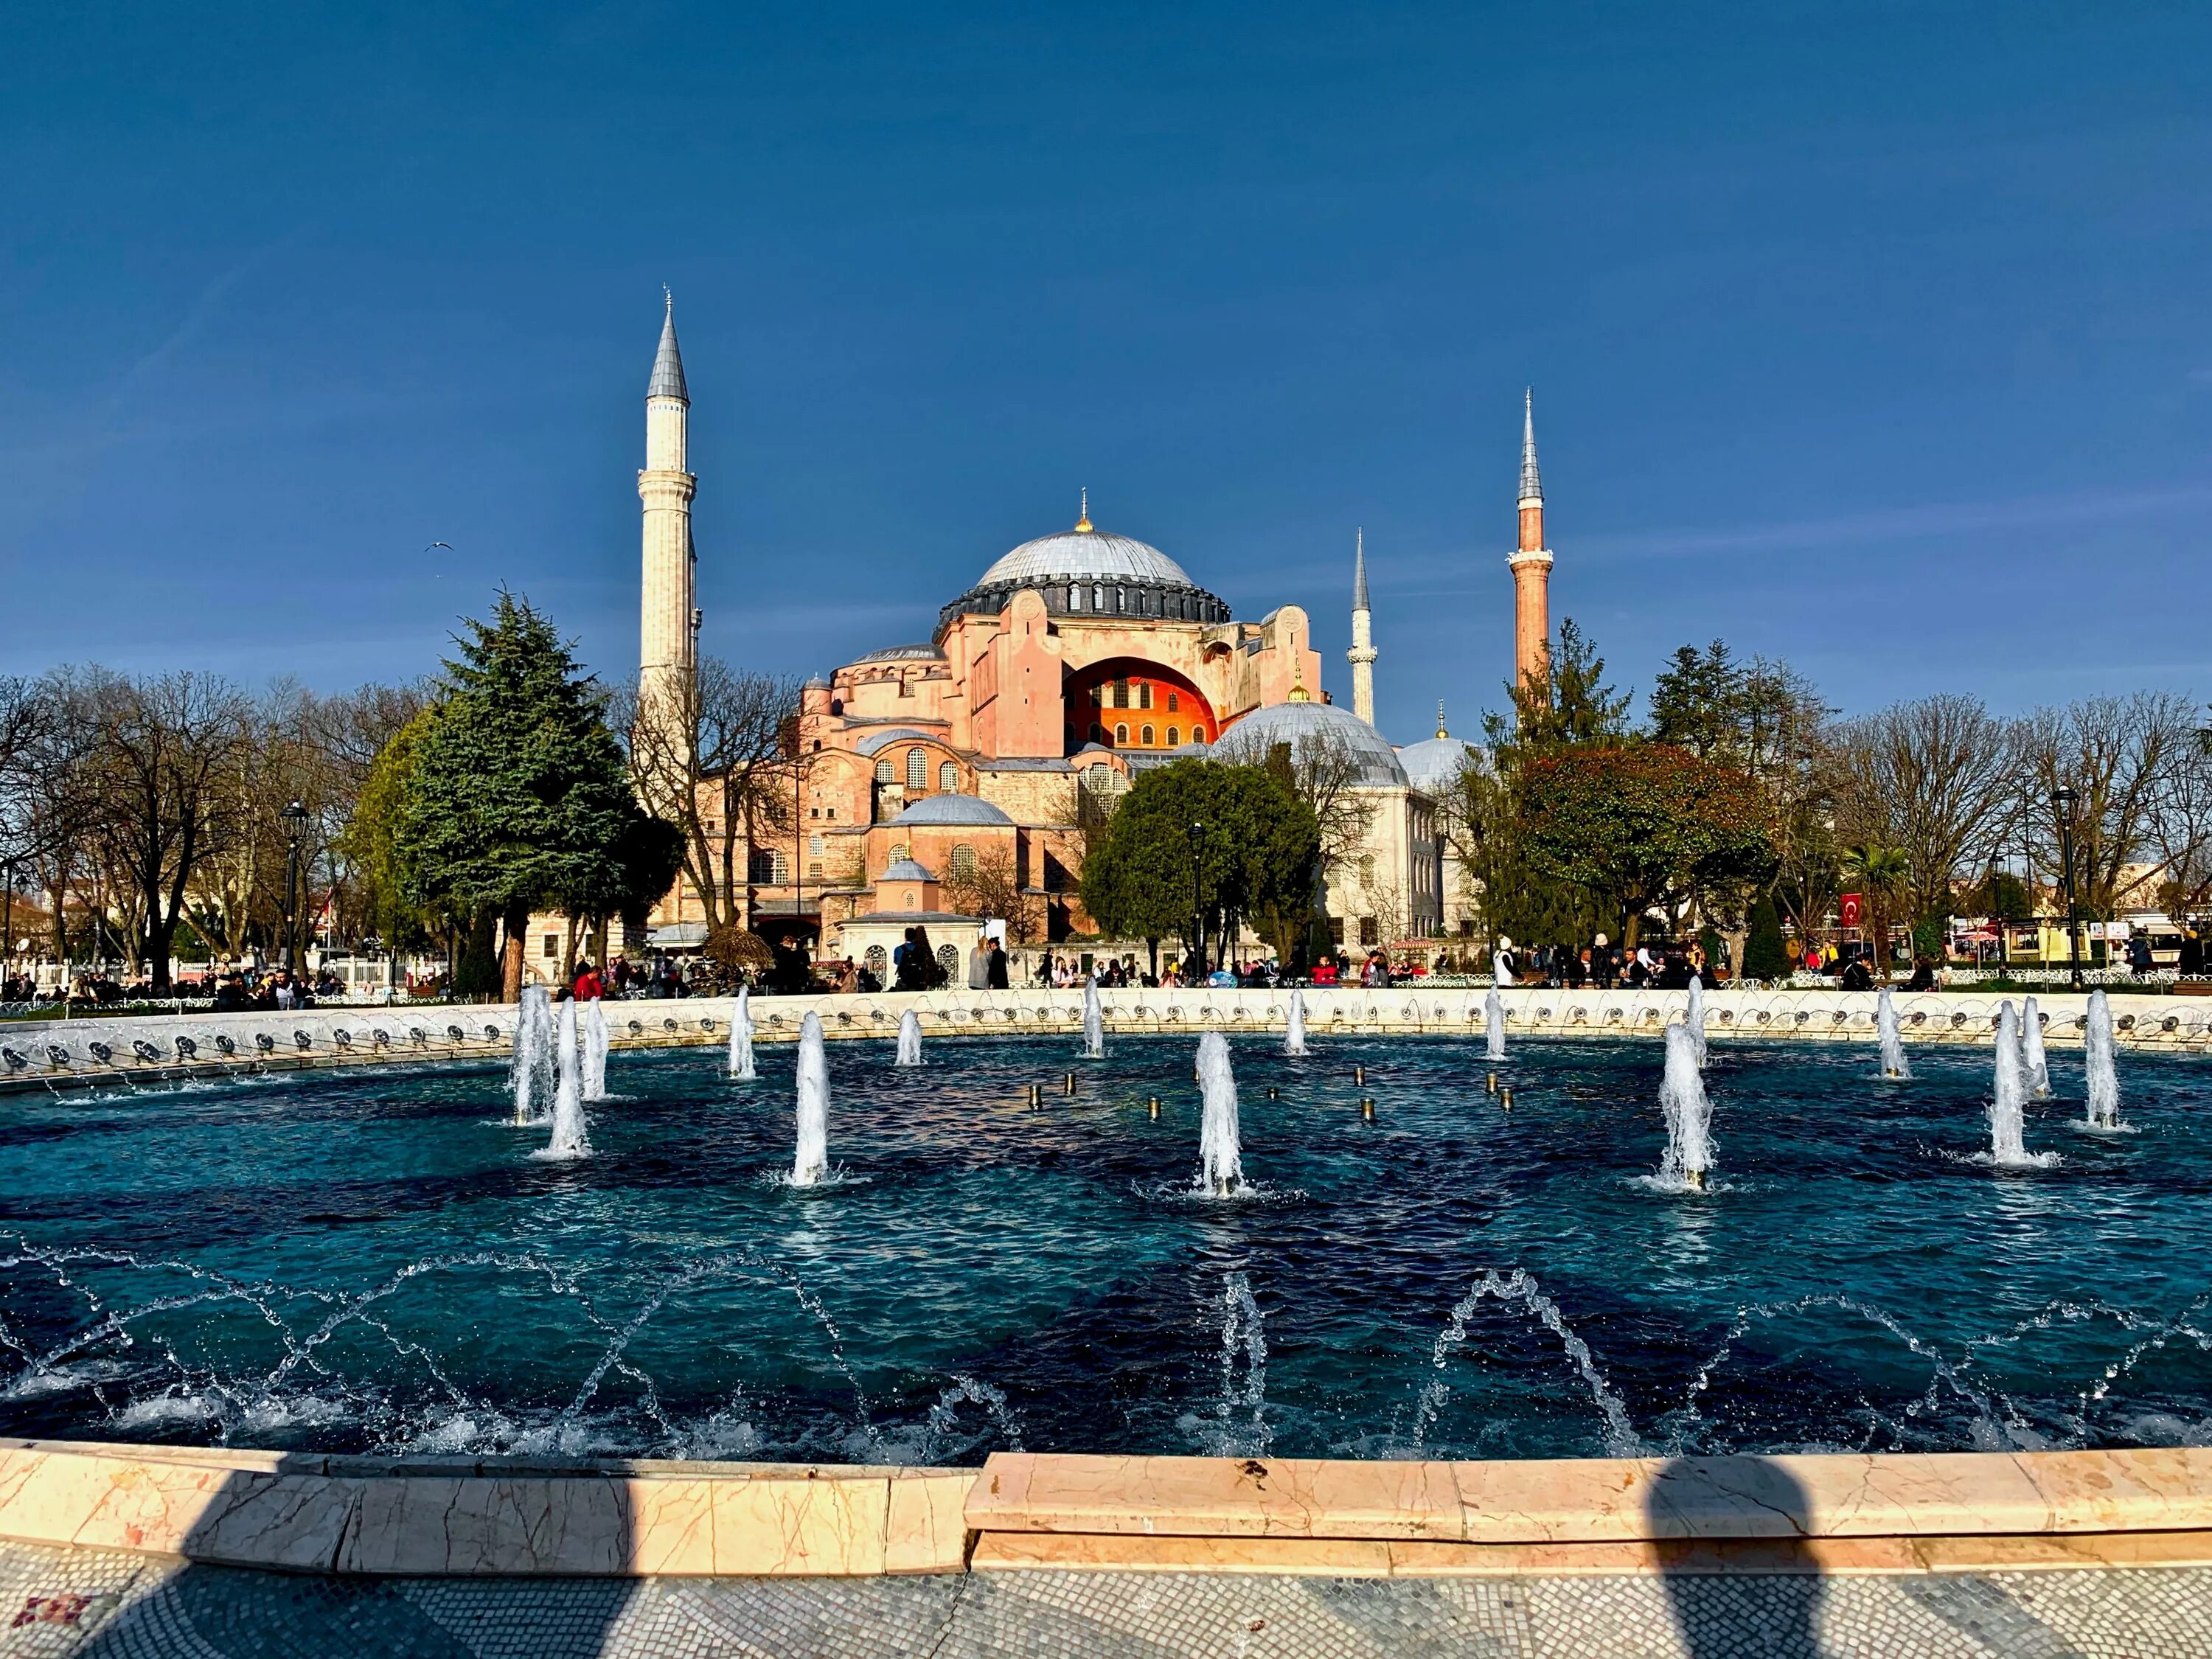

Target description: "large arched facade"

left=1062, top=657, right=1218, bottom=754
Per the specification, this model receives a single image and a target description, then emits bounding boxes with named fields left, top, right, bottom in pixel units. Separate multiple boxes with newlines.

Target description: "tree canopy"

left=400, top=592, right=681, bottom=998
left=1079, top=757, right=1320, bottom=970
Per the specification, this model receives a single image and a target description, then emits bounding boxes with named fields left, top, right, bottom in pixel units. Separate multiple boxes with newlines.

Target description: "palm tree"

left=1840, top=843, right=1913, bottom=976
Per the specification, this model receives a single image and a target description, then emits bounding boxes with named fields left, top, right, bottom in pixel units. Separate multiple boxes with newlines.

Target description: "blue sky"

left=4, top=0, right=2209, bottom=740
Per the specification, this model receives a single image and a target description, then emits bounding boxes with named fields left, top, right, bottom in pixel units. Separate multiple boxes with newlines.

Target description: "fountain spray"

left=580, top=998, right=608, bottom=1102
left=728, top=987, right=756, bottom=1080
left=1989, top=1001, right=2047, bottom=1166
left=1877, top=985, right=1911, bottom=1080
left=1285, top=988, right=1307, bottom=1057
left=1082, top=975, right=1105, bottom=1059
left=2021, top=995, right=2051, bottom=1097
left=2085, top=988, right=2121, bottom=1129
left=1656, top=1023, right=1712, bottom=1192
left=1196, top=1031, right=1245, bottom=1197
left=896, top=1009, right=923, bottom=1067
left=545, top=998, right=590, bottom=1158
left=1485, top=987, right=1506, bottom=1062
left=1686, top=975, right=1708, bottom=1066
left=791, top=1011, right=830, bottom=1187
left=512, top=985, right=554, bottom=1124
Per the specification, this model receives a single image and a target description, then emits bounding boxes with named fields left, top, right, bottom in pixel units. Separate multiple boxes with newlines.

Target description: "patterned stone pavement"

left=5, top=1541, right=2211, bottom=1657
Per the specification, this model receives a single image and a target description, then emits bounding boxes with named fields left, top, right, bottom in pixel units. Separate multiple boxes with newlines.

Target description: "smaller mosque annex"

left=627, top=300, right=1554, bottom=976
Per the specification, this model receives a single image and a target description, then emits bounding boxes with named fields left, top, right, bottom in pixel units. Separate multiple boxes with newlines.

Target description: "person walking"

left=987, top=936, right=1009, bottom=988
left=967, top=930, right=991, bottom=990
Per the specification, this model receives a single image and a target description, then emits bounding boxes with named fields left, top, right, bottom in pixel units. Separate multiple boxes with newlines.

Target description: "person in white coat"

left=1493, top=935, right=1517, bottom=986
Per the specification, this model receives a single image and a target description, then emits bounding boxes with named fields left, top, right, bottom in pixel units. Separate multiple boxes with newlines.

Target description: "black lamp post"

left=281, top=799, right=307, bottom=975
left=2051, top=785, right=2082, bottom=990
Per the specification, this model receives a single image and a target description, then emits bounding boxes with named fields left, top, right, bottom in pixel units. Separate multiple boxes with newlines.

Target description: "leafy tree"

left=400, top=593, right=681, bottom=1001
left=1520, top=745, right=1778, bottom=949
left=338, top=708, right=442, bottom=954
left=1839, top=841, right=1912, bottom=974
left=1079, top=758, right=1319, bottom=973
left=1742, top=894, right=1790, bottom=981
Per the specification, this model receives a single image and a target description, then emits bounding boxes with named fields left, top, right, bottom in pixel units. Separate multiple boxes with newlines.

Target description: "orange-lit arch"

left=1062, top=658, right=1217, bottom=754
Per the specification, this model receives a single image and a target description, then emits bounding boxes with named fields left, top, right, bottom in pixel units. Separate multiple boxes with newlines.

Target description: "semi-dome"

left=1211, top=699, right=1411, bottom=788
left=936, top=499, right=1230, bottom=632
left=1397, top=734, right=1474, bottom=796
left=888, top=793, right=1015, bottom=827
left=850, top=642, right=945, bottom=665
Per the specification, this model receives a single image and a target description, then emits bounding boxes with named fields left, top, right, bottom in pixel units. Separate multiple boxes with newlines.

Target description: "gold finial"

left=1436, top=700, right=1449, bottom=740
left=1287, top=666, right=1311, bottom=703
left=1074, top=487, right=1093, bottom=533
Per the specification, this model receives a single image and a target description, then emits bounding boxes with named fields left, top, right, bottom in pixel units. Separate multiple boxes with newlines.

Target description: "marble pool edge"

left=8, top=1439, right=2212, bottom=1580
left=3, top=984, right=2203, bottom=1095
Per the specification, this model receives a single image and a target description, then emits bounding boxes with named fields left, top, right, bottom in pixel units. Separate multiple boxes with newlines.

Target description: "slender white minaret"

left=1509, top=389, right=1554, bottom=694
left=639, top=291, right=697, bottom=783
left=1348, top=528, right=1377, bottom=727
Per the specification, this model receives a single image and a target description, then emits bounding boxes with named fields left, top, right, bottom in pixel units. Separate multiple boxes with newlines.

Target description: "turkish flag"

left=1840, top=893, right=1863, bottom=928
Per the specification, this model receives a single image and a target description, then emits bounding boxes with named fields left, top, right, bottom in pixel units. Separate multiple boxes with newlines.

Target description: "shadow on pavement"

left=1649, top=1455, right=1825, bottom=1659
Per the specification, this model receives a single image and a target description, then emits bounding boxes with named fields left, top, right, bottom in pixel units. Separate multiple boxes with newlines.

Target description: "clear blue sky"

left=4, top=1, right=2208, bottom=740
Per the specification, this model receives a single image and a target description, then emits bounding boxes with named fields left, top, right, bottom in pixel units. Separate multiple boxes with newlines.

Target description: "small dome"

left=1397, top=735, right=1473, bottom=795
left=880, top=858, right=934, bottom=883
left=802, top=674, right=831, bottom=690
left=975, top=527, right=1194, bottom=591
left=888, top=793, right=1015, bottom=827
left=1211, top=700, right=1411, bottom=788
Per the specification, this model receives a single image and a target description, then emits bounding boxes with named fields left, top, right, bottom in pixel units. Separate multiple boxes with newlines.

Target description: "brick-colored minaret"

left=639, top=291, right=698, bottom=792
left=1507, top=389, right=1554, bottom=691
left=1347, top=528, right=1377, bottom=726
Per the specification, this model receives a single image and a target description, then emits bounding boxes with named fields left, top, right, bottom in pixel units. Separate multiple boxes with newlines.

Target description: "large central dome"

left=974, top=527, right=1194, bottom=590
left=936, top=499, right=1230, bottom=633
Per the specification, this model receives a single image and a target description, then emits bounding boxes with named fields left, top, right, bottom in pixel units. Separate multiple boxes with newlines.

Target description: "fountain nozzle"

left=1686, top=1168, right=1706, bottom=1192
left=1063, top=1072, right=1077, bottom=1097
left=1500, top=1088, right=1512, bottom=1112
left=1360, top=1097, right=1374, bottom=1121
left=1027, top=1082, right=1042, bottom=1109
left=1354, top=1064, right=1366, bottom=1085
left=1267, top=1085, right=1279, bottom=1099
left=1147, top=1095, right=1160, bottom=1119
left=1486, top=1071, right=1498, bottom=1093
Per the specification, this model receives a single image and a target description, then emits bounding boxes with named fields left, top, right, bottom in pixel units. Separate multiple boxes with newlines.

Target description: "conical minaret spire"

left=1508, top=389, right=1555, bottom=695
left=1347, top=527, right=1377, bottom=727
left=639, top=291, right=699, bottom=809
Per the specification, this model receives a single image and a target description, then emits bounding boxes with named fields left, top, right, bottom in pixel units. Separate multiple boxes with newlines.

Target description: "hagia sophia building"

left=608, top=299, right=1556, bottom=982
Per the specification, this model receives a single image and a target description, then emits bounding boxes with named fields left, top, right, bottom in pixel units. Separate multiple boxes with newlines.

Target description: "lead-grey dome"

left=937, top=509, right=1230, bottom=632
left=1397, top=735, right=1474, bottom=796
left=888, top=793, right=1015, bottom=827
left=1211, top=700, right=1411, bottom=788
left=879, top=858, right=934, bottom=883
left=976, top=529, right=1193, bottom=590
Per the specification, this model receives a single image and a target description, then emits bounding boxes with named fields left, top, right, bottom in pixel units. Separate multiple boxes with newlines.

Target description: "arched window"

left=1068, top=586, right=1082, bottom=611
left=1166, top=726, right=1180, bottom=746
left=1141, top=725, right=1155, bottom=745
left=1359, top=855, right=1376, bottom=884
left=864, top=945, right=887, bottom=978
left=935, top=944, right=959, bottom=981
left=1140, top=683, right=1152, bottom=709
left=1093, top=584, right=1106, bottom=610
left=907, top=748, right=928, bottom=790
left=888, top=843, right=909, bottom=866
left=1112, top=681, right=1129, bottom=709
left=950, top=844, right=976, bottom=878
left=939, top=760, right=958, bottom=792
left=875, top=757, right=894, bottom=783
left=1115, top=723, right=1129, bottom=743
left=1167, top=692, right=1180, bottom=712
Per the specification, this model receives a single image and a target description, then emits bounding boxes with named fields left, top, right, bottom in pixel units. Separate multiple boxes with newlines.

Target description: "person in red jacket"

left=572, top=961, right=605, bottom=1001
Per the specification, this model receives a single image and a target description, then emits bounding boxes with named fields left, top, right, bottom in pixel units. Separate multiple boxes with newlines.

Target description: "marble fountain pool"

left=3, top=999, right=2207, bottom=1470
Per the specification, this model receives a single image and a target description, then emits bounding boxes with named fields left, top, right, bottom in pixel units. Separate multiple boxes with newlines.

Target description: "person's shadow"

left=1647, top=1455, right=1826, bottom=1658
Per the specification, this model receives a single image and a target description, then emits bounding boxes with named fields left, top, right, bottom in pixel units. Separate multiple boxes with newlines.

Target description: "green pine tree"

left=1742, top=894, right=1790, bottom=981
left=400, top=592, right=683, bottom=1000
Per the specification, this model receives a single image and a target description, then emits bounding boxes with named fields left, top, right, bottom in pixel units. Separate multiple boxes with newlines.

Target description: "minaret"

left=639, top=291, right=697, bottom=785
left=1347, top=528, right=1377, bottom=726
left=1508, top=389, right=1554, bottom=691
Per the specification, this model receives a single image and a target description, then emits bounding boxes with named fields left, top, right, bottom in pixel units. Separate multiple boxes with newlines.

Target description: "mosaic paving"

left=6, top=1543, right=2212, bottom=1658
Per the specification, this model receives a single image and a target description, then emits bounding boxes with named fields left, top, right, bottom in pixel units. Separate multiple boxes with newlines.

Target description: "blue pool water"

left=2, top=1032, right=2208, bottom=1465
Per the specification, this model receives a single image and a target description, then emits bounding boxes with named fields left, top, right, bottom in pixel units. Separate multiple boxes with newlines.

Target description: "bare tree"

left=2146, top=717, right=2212, bottom=925
left=2020, top=692, right=2198, bottom=919
left=939, top=847, right=1045, bottom=943
left=619, top=660, right=799, bottom=938
left=1826, top=695, right=2015, bottom=926
left=1212, top=723, right=1377, bottom=868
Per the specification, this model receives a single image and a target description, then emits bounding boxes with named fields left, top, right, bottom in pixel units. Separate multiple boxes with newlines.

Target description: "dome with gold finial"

left=937, top=491, right=1231, bottom=631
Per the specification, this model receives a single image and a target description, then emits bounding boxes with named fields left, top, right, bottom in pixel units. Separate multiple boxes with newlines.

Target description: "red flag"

left=1839, top=893, right=1863, bottom=928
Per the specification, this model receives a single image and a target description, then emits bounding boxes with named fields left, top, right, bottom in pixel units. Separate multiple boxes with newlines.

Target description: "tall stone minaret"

left=1347, top=528, right=1377, bottom=727
left=639, top=291, right=697, bottom=764
left=1508, top=389, right=1554, bottom=692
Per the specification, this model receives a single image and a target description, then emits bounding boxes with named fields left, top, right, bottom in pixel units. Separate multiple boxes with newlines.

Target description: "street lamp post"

left=1188, top=821, right=1205, bottom=984
left=281, top=800, right=308, bottom=975
left=2051, top=785, right=2083, bottom=990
